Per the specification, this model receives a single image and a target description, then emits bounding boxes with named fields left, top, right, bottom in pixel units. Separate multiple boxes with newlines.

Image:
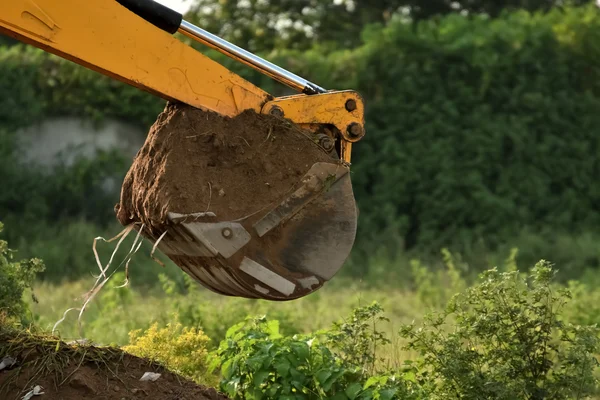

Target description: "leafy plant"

left=210, top=305, right=421, bottom=400
left=123, top=320, right=216, bottom=386
left=399, top=260, right=600, bottom=399
left=0, top=222, right=45, bottom=323
left=325, top=302, right=391, bottom=376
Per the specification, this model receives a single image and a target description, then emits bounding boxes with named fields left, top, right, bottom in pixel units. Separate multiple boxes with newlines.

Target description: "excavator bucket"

left=113, top=99, right=363, bottom=300
left=148, top=162, right=357, bottom=300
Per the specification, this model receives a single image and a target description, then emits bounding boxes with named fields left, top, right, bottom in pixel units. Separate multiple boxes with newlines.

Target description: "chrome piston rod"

left=116, top=0, right=327, bottom=95
left=178, top=21, right=326, bottom=95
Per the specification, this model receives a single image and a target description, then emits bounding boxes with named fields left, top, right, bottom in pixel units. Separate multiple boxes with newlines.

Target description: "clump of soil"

left=0, top=327, right=228, bottom=400
left=115, top=102, right=335, bottom=231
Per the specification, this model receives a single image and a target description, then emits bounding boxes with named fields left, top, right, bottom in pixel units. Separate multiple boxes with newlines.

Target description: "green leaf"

left=403, top=370, right=416, bottom=382
left=267, top=383, right=282, bottom=397
left=221, top=359, right=235, bottom=379
left=345, top=382, right=362, bottom=399
left=253, top=370, right=270, bottom=389
left=323, top=369, right=345, bottom=392
left=291, top=342, right=310, bottom=360
left=266, top=320, right=282, bottom=339
left=248, top=354, right=269, bottom=370
left=290, top=368, right=306, bottom=383
left=274, top=358, right=291, bottom=377
left=363, top=376, right=380, bottom=389
left=379, top=388, right=397, bottom=400
left=316, top=369, right=332, bottom=385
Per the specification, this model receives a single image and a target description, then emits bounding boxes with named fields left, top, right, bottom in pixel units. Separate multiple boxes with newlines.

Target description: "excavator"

left=0, top=0, right=366, bottom=301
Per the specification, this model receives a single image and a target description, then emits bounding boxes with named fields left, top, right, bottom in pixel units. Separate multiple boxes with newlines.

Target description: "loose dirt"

left=0, top=328, right=228, bottom=400
left=115, top=102, right=335, bottom=232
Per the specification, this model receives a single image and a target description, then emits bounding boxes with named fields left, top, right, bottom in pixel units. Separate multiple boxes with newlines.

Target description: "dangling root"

left=92, top=224, right=135, bottom=280
left=52, top=307, right=81, bottom=335
left=52, top=223, right=144, bottom=338
left=150, top=230, right=169, bottom=268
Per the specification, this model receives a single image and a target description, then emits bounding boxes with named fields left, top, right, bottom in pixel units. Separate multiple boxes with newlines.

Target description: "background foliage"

left=2, top=5, right=600, bottom=283
left=186, top=0, right=596, bottom=52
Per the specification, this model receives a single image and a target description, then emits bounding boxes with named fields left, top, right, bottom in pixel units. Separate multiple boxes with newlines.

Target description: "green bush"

left=400, top=261, right=600, bottom=399
left=349, top=5, right=600, bottom=263
left=209, top=304, right=420, bottom=400
left=0, top=150, right=130, bottom=232
left=0, top=222, right=45, bottom=322
left=209, top=261, right=599, bottom=399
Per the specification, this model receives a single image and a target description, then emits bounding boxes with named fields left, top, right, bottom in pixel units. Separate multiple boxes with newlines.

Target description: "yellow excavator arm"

left=0, top=0, right=366, bottom=300
left=0, top=0, right=364, bottom=161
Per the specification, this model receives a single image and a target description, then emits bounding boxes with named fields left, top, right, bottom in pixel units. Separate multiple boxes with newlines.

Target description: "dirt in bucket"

left=115, top=102, right=336, bottom=232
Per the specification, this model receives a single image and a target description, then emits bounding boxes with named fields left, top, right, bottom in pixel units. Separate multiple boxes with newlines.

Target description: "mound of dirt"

left=0, top=329, right=228, bottom=400
left=115, top=102, right=335, bottom=232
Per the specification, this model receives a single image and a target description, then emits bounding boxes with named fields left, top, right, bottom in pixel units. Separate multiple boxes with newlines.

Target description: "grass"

left=27, top=278, right=431, bottom=378
left=28, top=275, right=428, bottom=348
left=19, top=240, right=575, bottom=344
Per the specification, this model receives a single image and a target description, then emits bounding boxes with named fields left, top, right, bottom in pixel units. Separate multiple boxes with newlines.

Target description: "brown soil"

left=0, top=330, right=228, bottom=400
left=115, top=102, right=335, bottom=232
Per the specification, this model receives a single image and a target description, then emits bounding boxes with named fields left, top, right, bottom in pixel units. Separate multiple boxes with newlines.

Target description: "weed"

left=123, top=320, right=217, bottom=386
left=0, top=222, right=45, bottom=323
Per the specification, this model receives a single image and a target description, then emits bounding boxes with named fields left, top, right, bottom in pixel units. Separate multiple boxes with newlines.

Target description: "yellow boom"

left=0, top=0, right=364, bottom=161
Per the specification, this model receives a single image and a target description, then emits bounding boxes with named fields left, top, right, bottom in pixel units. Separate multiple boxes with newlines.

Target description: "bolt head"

left=221, top=228, right=233, bottom=239
left=347, top=123, right=364, bottom=138
left=270, top=106, right=284, bottom=118
left=345, top=99, right=357, bottom=112
left=319, top=135, right=335, bottom=151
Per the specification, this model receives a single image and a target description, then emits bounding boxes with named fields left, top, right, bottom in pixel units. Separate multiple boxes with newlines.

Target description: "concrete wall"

left=18, top=117, right=147, bottom=167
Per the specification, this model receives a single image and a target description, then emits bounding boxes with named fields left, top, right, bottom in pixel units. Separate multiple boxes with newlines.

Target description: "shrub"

left=0, top=222, right=45, bottom=323
left=399, top=260, right=600, bottom=399
left=324, top=302, right=392, bottom=376
left=123, top=321, right=216, bottom=386
left=209, top=261, right=600, bottom=399
left=210, top=304, right=422, bottom=400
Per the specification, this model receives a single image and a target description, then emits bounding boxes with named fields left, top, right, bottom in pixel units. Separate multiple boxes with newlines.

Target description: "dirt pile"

left=115, top=102, right=335, bottom=232
left=0, top=328, right=228, bottom=400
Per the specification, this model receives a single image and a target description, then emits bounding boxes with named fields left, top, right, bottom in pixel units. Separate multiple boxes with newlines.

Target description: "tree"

left=185, top=0, right=401, bottom=53
left=185, top=0, right=595, bottom=53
